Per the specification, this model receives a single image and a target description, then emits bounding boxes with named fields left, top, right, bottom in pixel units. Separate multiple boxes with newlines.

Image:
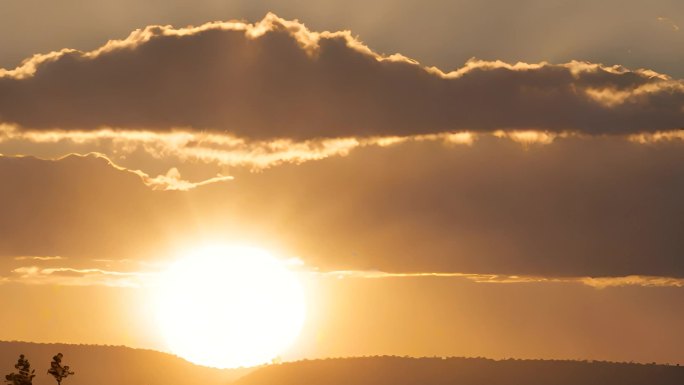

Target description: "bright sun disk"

left=155, top=245, right=306, bottom=368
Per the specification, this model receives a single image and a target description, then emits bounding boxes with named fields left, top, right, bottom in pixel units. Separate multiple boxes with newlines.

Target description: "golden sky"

left=0, top=2, right=683, bottom=367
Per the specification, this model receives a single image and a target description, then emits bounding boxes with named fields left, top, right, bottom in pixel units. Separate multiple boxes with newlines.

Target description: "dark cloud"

left=0, top=15, right=682, bottom=140
left=0, top=154, right=190, bottom=260
left=2, top=137, right=684, bottom=278
left=1, top=1, right=683, bottom=79
left=211, top=137, right=684, bottom=278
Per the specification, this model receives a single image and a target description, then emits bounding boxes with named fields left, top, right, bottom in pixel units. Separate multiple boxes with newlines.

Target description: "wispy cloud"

left=310, top=269, right=684, bottom=288
left=5, top=261, right=683, bottom=289
left=0, top=125, right=478, bottom=182
left=657, top=17, right=680, bottom=31
left=141, top=168, right=234, bottom=191
left=4, top=124, right=683, bottom=186
left=627, top=130, right=684, bottom=143
left=13, top=256, right=65, bottom=261
left=7, top=266, right=157, bottom=288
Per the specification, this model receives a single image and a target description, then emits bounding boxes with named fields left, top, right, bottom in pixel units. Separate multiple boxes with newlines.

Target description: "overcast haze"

left=0, top=0, right=682, bottom=369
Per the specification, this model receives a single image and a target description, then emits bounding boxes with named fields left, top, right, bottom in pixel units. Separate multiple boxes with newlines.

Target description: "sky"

left=0, top=0, right=683, bottom=366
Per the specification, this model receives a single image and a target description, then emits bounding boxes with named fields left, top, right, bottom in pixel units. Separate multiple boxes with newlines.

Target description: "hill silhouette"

left=4, top=343, right=683, bottom=385
left=235, top=356, right=684, bottom=385
left=0, top=341, right=251, bottom=385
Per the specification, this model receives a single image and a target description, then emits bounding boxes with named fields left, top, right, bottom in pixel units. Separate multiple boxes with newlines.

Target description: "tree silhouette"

left=47, top=353, right=74, bottom=385
left=4, top=354, right=35, bottom=385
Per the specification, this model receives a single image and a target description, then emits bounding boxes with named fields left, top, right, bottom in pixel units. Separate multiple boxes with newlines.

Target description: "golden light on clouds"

left=7, top=123, right=684, bottom=193
left=627, top=130, right=684, bottom=143
left=0, top=14, right=681, bottom=142
left=0, top=7, right=683, bottom=371
left=492, top=130, right=558, bottom=145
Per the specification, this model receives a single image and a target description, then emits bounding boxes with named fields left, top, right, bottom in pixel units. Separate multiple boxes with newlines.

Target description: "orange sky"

left=1, top=275, right=683, bottom=365
left=0, top=5, right=683, bottom=366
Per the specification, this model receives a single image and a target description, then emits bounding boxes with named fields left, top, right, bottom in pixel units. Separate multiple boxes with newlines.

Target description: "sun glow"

left=155, top=245, right=306, bottom=368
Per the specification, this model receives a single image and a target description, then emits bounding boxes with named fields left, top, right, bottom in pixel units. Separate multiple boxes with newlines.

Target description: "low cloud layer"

left=0, top=153, right=188, bottom=260
left=2, top=137, right=684, bottom=279
left=0, top=14, right=682, bottom=140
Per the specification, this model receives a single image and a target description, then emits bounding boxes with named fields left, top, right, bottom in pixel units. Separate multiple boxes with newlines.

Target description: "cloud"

left=13, top=255, right=65, bottom=261
left=657, top=17, right=680, bottom=32
left=207, top=136, right=684, bottom=279
left=7, top=266, right=152, bottom=287
left=0, top=123, right=483, bottom=174
left=6, top=261, right=683, bottom=288
left=4, top=250, right=682, bottom=289
left=313, top=270, right=684, bottom=288
left=1, top=252, right=164, bottom=287
left=68, top=152, right=228, bottom=191
left=2, top=123, right=681, bottom=176
left=0, top=14, right=681, bottom=140
left=0, top=151, right=227, bottom=191
left=627, top=130, right=684, bottom=143
left=2, top=138, right=684, bottom=279
left=0, top=124, right=367, bottom=170
left=141, top=167, right=234, bottom=191
left=579, top=275, right=684, bottom=288
left=0, top=153, right=191, bottom=260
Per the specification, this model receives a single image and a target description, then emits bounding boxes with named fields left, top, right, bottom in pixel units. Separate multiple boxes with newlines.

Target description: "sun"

left=155, top=245, right=306, bottom=368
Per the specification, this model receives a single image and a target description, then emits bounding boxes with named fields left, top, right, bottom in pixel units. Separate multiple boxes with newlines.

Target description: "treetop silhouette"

left=4, top=354, right=35, bottom=385
left=47, top=353, right=74, bottom=385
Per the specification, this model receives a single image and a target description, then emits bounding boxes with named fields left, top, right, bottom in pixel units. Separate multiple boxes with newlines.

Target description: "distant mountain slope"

left=235, top=356, right=684, bottom=385
left=0, top=341, right=251, bottom=385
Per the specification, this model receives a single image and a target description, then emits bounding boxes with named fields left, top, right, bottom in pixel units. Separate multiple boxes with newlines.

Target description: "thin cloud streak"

left=0, top=124, right=476, bottom=178
left=52, top=152, right=222, bottom=191
left=657, top=17, right=680, bottom=31
left=13, top=256, right=65, bottom=261
left=312, top=270, right=684, bottom=288
left=7, top=266, right=156, bottom=288
left=3, top=124, right=684, bottom=183
left=7, top=262, right=682, bottom=289
left=627, top=130, right=684, bottom=143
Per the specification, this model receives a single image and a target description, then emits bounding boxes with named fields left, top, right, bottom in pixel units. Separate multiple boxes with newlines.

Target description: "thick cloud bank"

left=2, top=137, right=684, bottom=279
left=0, top=14, right=682, bottom=139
